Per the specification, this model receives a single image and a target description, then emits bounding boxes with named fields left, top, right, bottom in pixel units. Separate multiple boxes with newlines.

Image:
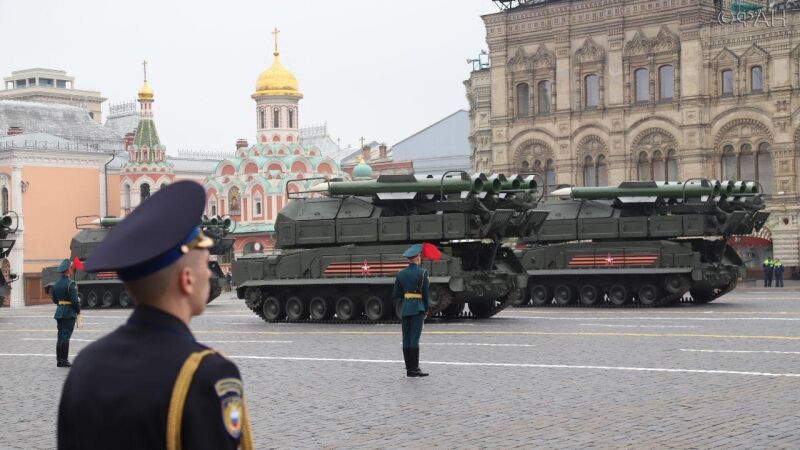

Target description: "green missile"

left=551, top=181, right=719, bottom=199
left=93, top=216, right=231, bottom=228
left=0, top=215, right=12, bottom=228
left=319, top=174, right=502, bottom=196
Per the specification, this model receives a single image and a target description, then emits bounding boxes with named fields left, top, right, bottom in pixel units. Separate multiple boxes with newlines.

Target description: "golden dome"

left=138, top=80, right=154, bottom=100
left=253, top=52, right=303, bottom=98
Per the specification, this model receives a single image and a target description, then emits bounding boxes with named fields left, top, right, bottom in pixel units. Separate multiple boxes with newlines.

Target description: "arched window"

left=520, top=160, right=529, bottom=171
left=516, top=83, right=529, bottom=118
left=229, top=187, right=241, bottom=215
left=596, top=155, right=608, bottom=186
left=545, top=159, right=556, bottom=192
left=659, top=65, right=673, bottom=100
left=652, top=150, right=665, bottom=181
left=721, top=145, right=736, bottom=179
left=740, top=143, right=755, bottom=181
left=1, top=187, right=8, bottom=214
left=635, top=68, right=649, bottom=102
left=288, top=109, right=294, bottom=128
left=273, top=108, right=280, bottom=128
left=757, top=142, right=772, bottom=194
left=123, top=184, right=131, bottom=209
left=751, top=66, right=763, bottom=92
left=140, top=183, right=151, bottom=202
left=583, top=155, right=596, bottom=187
left=160, top=183, right=167, bottom=190
left=259, top=109, right=266, bottom=129
left=666, top=149, right=678, bottom=182
left=584, top=74, right=599, bottom=108
left=254, top=193, right=262, bottom=216
left=209, top=199, right=217, bottom=217
left=721, top=70, right=734, bottom=95
left=537, top=80, right=551, bottom=114
left=637, top=152, right=651, bottom=181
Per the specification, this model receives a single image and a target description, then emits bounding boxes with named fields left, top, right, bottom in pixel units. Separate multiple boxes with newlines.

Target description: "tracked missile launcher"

left=518, top=180, right=768, bottom=306
left=234, top=175, right=768, bottom=321
left=42, top=215, right=234, bottom=308
left=233, top=173, right=548, bottom=322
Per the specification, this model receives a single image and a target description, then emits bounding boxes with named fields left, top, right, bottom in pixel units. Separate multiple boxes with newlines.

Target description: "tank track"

left=243, top=286, right=513, bottom=324
left=515, top=274, right=736, bottom=308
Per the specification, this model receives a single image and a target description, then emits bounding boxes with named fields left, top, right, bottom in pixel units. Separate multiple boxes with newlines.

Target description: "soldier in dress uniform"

left=57, top=181, right=254, bottom=450
left=52, top=258, right=80, bottom=368
left=394, top=244, right=430, bottom=377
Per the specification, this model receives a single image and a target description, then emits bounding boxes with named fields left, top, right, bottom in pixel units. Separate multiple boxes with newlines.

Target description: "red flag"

left=421, top=242, right=441, bottom=261
left=72, top=256, right=85, bottom=271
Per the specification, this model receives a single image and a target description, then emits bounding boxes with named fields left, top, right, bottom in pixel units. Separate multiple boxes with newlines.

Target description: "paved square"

left=1, top=288, right=799, bottom=449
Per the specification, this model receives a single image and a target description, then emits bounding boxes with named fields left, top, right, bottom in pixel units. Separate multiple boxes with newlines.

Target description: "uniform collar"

left=127, top=305, right=194, bottom=339
left=408, top=263, right=418, bottom=268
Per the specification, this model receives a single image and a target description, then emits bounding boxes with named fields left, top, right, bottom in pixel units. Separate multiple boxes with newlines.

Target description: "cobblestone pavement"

left=1, top=289, right=799, bottom=449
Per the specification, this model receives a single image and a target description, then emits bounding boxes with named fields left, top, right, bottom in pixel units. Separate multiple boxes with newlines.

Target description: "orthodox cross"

left=359, top=137, right=365, bottom=148
left=272, top=27, right=280, bottom=55
left=142, top=60, right=148, bottom=82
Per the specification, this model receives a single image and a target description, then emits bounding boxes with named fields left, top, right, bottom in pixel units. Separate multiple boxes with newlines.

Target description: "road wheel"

left=262, top=296, right=285, bottom=321
left=118, top=291, right=132, bottom=308
left=509, top=288, right=529, bottom=306
left=578, top=284, right=600, bottom=306
left=365, top=296, right=389, bottom=321
left=335, top=296, right=362, bottom=321
left=637, top=283, right=661, bottom=306
left=309, top=296, right=333, bottom=320
left=285, top=296, right=308, bottom=321
left=607, top=284, right=630, bottom=306
left=86, top=291, right=100, bottom=308
left=101, top=291, right=115, bottom=308
left=529, top=284, right=552, bottom=306
left=553, top=284, right=575, bottom=306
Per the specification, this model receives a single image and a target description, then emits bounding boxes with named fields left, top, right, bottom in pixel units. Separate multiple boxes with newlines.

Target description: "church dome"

left=253, top=53, right=303, bottom=98
left=138, top=81, right=154, bottom=100
left=352, top=157, right=373, bottom=179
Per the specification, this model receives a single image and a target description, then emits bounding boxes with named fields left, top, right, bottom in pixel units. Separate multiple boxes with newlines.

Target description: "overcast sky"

left=1, top=0, right=497, bottom=155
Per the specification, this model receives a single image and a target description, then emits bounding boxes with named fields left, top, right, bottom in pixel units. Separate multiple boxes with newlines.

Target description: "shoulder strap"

left=418, top=269, right=427, bottom=293
left=166, top=349, right=255, bottom=450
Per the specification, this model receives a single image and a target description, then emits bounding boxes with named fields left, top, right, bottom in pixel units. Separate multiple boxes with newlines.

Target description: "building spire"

left=272, top=27, right=280, bottom=57
left=142, top=60, right=148, bottom=83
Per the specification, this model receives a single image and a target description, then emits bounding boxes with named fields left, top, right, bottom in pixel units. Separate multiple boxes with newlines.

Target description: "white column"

left=9, top=165, right=24, bottom=308
left=99, top=166, right=107, bottom=217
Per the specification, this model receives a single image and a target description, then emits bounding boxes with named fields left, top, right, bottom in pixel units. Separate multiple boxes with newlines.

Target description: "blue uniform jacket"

left=393, top=263, right=430, bottom=317
left=52, top=276, right=80, bottom=320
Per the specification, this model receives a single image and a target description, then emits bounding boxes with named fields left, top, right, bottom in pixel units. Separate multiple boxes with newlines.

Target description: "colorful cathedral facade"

left=204, top=30, right=346, bottom=256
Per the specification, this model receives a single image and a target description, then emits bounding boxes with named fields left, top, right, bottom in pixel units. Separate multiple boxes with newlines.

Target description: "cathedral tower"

left=252, top=28, right=303, bottom=144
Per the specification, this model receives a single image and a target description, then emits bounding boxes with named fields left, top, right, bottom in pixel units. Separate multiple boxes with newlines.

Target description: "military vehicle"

left=0, top=213, right=19, bottom=307
left=516, top=180, right=768, bottom=307
left=232, top=174, right=767, bottom=322
left=232, top=173, right=548, bottom=322
left=42, top=215, right=234, bottom=308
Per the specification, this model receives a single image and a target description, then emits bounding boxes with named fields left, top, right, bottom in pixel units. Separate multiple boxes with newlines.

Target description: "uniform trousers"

left=401, top=313, right=424, bottom=349
left=56, top=318, right=76, bottom=346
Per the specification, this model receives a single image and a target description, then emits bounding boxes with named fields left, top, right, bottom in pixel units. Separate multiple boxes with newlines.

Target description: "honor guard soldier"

left=52, top=258, right=80, bottom=368
left=57, top=181, right=254, bottom=450
left=394, top=243, right=432, bottom=377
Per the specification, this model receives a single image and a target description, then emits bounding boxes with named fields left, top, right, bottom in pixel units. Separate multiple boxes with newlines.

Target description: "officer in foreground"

left=57, top=181, right=253, bottom=450
left=394, top=244, right=431, bottom=377
left=52, top=259, right=80, bottom=368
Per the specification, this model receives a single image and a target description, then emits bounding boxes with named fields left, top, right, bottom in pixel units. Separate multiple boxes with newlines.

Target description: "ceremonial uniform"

left=52, top=259, right=80, bottom=368
left=774, top=260, right=785, bottom=287
left=394, top=244, right=430, bottom=377
left=57, top=181, right=253, bottom=450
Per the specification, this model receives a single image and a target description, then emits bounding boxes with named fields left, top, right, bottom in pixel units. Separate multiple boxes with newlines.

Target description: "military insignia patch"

left=216, top=378, right=244, bottom=439
left=221, top=396, right=243, bottom=439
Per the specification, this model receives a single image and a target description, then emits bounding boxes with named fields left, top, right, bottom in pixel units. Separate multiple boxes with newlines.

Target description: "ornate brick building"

left=466, top=1, right=800, bottom=266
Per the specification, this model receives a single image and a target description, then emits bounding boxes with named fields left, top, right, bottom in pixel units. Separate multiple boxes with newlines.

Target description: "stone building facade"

left=466, top=1, right=800, bottom=266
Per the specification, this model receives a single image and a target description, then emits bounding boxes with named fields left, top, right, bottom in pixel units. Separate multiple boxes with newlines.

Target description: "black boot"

left=56, top=343, right=63, bottom=367
left=410, top=348, right=428, bottom=377
left=404, top=348, right=415, bottom=377
left=57, top=343, right=71, bottom=368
